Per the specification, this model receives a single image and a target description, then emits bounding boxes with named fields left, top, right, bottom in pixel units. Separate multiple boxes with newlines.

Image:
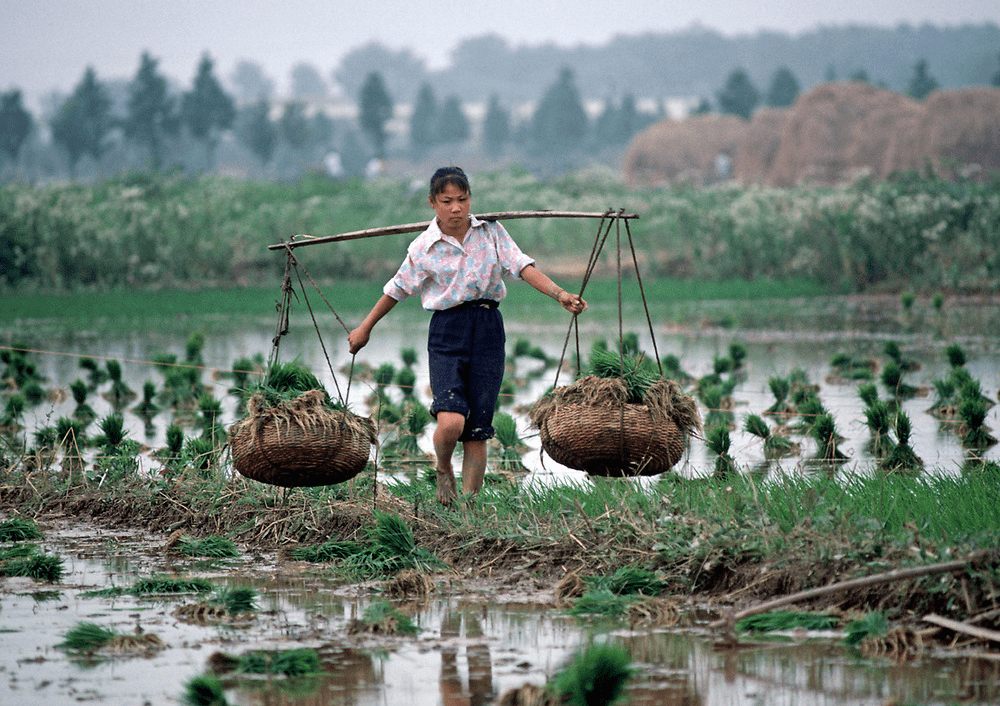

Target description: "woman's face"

left=429, top=182, right=471, bottom=237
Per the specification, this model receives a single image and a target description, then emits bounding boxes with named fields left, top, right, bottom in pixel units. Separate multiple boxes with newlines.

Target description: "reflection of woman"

left=439, top=610, right=493, bottom=706
left=349, top=167, right=587, bottom=506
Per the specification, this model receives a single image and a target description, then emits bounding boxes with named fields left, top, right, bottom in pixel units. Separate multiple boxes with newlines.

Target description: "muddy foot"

left=436, top=468, right=457, bottom=506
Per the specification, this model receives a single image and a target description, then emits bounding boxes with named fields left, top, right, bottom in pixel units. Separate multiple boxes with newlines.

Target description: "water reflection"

left=440, top=609, right=495, bottom=706
left=6, top=523, right=1000, bottom=706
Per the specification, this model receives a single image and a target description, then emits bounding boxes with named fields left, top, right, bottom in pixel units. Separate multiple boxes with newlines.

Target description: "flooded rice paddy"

left=3, top=294, right=1000, bottom=704
left=3, top=519, right=999, bottom=706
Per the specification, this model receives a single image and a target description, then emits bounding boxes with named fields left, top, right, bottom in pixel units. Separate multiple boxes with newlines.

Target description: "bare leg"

left=461, top=440, right=488, bottom=498
left=433, top=411, right=465, bottom=506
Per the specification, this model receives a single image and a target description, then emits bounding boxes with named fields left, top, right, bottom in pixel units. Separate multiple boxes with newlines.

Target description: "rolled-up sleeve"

left=494, top=223, right=535, bottom=279
left=383, top=252, right=426, bottom=302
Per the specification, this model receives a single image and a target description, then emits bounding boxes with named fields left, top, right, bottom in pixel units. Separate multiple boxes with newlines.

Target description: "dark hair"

left=429, top=166, right=471, bottom=198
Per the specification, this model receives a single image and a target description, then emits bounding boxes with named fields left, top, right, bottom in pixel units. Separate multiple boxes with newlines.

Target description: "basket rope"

left=541, top=209, right=690, bottom=476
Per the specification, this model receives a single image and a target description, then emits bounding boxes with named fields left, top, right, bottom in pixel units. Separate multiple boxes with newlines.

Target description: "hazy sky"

left=3, top=0, right=998, bottom=102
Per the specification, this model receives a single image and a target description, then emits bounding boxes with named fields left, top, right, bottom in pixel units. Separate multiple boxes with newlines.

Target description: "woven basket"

left=228, top=390, right=375, bottom=488
left=537, top=402, right=686, bottom=477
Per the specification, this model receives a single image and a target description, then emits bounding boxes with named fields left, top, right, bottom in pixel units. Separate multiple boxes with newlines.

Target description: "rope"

left=268, top=243, right=357, bottom=409
left=624, top=217, right=663, bottom=375
left=552, top=210, right=616, bottom=389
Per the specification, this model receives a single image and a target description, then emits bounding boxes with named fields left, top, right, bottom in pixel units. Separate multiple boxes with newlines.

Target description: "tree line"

left=2, top=41, right=998, bottom=183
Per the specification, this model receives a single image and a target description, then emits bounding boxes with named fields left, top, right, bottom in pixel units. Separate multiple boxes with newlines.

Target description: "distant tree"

left=289, top=63, right=328, bottom=101
left=716, top=68, right=760, bottom=120
left=0, top=89, right=33, bottom=167
left=849, top=68, right=871, bottom=84
left=992, top=54, right=1000, bottom=87
left=408, top=83, right=438, bottom=154
left=334, top=42, right=427, bottom=103
left=907, top=59, right=939, bottom=100
left=237, top=99, right=277, bottom=166
left=124, top=52, right=179, bottom=168
left=181, top=54, right=235, bottom=169
left=338, top=128, right=369, bottom=177
left=690, top=97, right=712, bottom=115
left=279, top=101, right=310, bottom=154
left=309, top=111, right=336, bottom=154
left=357, top=71, right=393, bottom=159
left=436, top=95, right=469, bottom=144
left=824, top=65, right=838, bottom=82
left=481, top=93, right=510, bottom=155
left=618, top=94, right=638, bottom=139
left=595, top=98, right=620, bottom=146
left=531, top=67, right=588, bottom=154
left=765, top=67, right=800, bottom=108
left=50, top=67, right=113, bottom=177
left=230, top=60, right=274, bottom=103
left=595, top=93, right=639, bottom=147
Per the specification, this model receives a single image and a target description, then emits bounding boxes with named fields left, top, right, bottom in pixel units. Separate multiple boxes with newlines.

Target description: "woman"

left=348, top=167, right=587, bottom=506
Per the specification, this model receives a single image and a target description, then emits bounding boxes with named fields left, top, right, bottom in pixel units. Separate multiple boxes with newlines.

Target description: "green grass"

left=0, top=517, right=43, bottom=541
left=1, top=278, right=825, bottom=327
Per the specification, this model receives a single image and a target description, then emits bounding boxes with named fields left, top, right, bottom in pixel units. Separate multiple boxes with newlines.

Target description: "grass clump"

left=176, top=536, right=240, bottom=558
left=183, top=673, right=229, bottom=706
left=133, top=576, right=214, bottom=595
left=292, top=512, right=441, bottom=579
left=744, top=413, right=797, bottom=458
left=552, top=641, right=632, bottom=706
left=212, top=587, right=258, bottom=615
left=57, top=622, right=118, bottom=651
left=0, top=545, right=64, bottom=582
left=223, top=647, right=322, bottom=675
left=348, top=598, right=420, bottom=636
left=881, top=412, right=923, bottom=472
left=492, top=411, right=529, bottom=473
left=844, top=611, right=890, bottom=646
left=736, top=611, right=839, bottom=633
left=0, top=517, right=43, bottom=541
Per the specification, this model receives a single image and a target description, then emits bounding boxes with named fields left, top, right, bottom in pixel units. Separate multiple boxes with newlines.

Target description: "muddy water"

left=3, top=520, right=999, bottom=706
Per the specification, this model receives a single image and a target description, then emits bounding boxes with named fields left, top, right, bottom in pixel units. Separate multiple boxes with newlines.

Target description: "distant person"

left=348, top=166, right=587, bottom=506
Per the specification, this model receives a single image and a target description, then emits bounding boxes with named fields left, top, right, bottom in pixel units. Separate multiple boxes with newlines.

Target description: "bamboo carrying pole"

left=267, top=210, right=640, bottom=250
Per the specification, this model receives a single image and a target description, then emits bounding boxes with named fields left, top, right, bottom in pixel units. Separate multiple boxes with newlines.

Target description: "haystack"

left=765, top=83, right=924, bottom=186
left=912, top=88, right=1000, bottom=179
left=733, top=107, right=791, bottom=185
left=846, top=92, right=926, bottom=178
left=623, top=114, right=749, bottom=187
left=528, top=375, right=700, bottom=477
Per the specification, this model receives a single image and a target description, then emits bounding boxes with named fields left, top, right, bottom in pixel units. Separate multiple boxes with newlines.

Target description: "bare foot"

left=436, top=467, right=457, bottom=506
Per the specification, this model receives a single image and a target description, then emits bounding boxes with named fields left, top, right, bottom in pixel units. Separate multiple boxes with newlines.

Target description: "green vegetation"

left=4, top=170, right=997, bottom=300
left=552, top=642, right=632, bottom=706
left=175, top=535, right=240, bottom=558
left=736, top=611, right=839, bottom=633
left=0, top=547, right=63, bottom=582
left=0, top=517, right=42, bottom=541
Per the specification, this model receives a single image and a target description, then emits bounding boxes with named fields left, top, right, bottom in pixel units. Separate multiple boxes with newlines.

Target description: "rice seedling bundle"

left=528, top=349, right=700, bottom=477
left=228, top=361, right=376, bottom=487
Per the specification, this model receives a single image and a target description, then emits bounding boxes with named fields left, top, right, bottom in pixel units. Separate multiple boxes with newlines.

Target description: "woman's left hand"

left=557, top=290, right=587, bottom=314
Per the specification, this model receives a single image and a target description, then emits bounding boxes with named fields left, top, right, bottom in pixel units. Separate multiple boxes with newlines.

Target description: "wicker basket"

left=228, top=390, right=376, bottom=488
left=537, top=402, right=686, bottom=477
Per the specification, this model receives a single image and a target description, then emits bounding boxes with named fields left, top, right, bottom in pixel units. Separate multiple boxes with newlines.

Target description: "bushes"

left=2, top=170, right=998, bottom=293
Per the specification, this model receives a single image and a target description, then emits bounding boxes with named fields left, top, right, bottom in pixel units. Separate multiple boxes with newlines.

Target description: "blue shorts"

left=427, top=300, right=506, bottom=442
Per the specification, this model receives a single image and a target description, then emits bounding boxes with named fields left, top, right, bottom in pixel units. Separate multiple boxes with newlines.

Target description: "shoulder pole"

left=266, top=210, right=640, bottom=251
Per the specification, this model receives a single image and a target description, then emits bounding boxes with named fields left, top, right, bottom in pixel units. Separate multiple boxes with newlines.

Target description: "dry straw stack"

left=622, top=114, right=749, bottom=187
left=624, top=83, right=1000, bottom=186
